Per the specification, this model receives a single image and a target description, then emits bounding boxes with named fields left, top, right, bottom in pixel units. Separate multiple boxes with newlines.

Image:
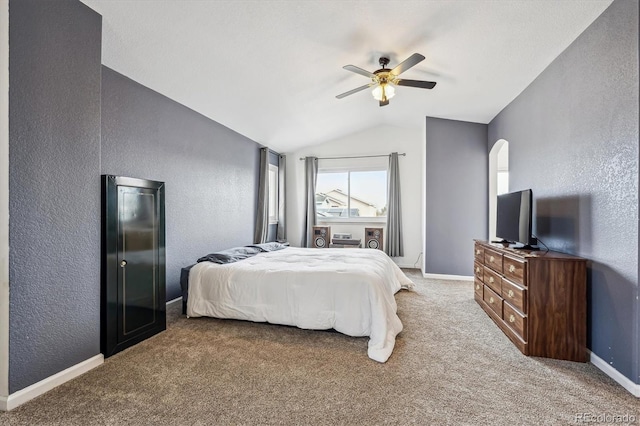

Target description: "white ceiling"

left=80, top=0, right=613, bottom=153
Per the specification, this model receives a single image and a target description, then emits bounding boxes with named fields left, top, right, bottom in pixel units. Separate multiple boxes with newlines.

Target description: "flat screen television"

left=496, top=189, right=537, bottom=249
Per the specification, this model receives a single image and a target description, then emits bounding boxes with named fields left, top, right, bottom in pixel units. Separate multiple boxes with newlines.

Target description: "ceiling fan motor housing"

left=374, top=57, right=398, bottom=85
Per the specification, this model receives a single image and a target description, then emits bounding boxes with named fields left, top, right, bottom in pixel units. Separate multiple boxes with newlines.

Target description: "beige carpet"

left=1, top=270, right=637, bottom=425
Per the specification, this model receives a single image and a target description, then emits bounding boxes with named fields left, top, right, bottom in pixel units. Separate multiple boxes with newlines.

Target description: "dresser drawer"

left=474, top=244, right=484, bottom=263
left=503, top=255, right=526, bottom=286
left=484, top=248, right=503, bottom=273
left=483, top=266, right=502, bottom=295
left=473, top=261, right=484, bottom=281
left=483, top=286, right=503, bottom=318
left=501, top=278, right=526, bottom=314
left=474, top=278, right=483, bottom=298
left=503, top=302, right=527, bottom=341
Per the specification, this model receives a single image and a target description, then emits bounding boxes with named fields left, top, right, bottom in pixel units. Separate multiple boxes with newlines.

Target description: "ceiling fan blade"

left=335, top=84, right=372, bottom=99
left=379, top=99, right=389, bottom=107
left=390, top=53, right=426, bottom=75
left=343, top=65, right=376, bottom=78
left=397, top=79, right=437, bottom=89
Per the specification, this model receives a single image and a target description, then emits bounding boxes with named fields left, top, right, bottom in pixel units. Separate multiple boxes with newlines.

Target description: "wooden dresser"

left=473, top=240, right=587, bottom=362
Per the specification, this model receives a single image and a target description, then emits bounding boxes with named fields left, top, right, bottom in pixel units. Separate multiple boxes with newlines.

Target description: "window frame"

left=315, top=165, right=387, bottom=224
left=268, top=164, right=278, bottom=225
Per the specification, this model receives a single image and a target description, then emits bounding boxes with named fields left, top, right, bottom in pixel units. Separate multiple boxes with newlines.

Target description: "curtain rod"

left=261, top=147, right=282, bottom=156
left=298, top=153, right=406, bottom=161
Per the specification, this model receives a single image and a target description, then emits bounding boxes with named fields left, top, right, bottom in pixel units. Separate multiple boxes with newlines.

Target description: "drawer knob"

left=489, top=277, right=494, bottom=283
left=490, top=255, right=495, bottom=262
left=509, top=314, right=516, bottom=323
left=475, top=284, right=480, bottom=290
left=489, top=297, right=494, bottom=304
left=476, top=267, right=480, bottom=273
left=476, top=249, right=480, bottom=255
left=509, top=265, right=516, bottom=273
left=508, top=290, right=514, bottom=298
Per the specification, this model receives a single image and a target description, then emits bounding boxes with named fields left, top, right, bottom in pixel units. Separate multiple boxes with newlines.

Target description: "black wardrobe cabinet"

left=101, top=175, right=166, bottom=358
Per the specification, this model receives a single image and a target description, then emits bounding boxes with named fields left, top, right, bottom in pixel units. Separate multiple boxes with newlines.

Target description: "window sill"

left=317, top=217, right=386, bottom=224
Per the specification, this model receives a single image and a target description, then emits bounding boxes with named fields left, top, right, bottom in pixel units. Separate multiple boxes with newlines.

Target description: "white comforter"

left=187, top=247, right=414, bottom=362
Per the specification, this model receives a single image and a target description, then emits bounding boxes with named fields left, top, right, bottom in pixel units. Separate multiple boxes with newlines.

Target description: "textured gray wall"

left=488, top=0, right=639, bottom=383
left=101, top=67, right=261, bottom=300
left=9, top=0, right=102, bottom=393
left=425, top=118, right=488, bottom=275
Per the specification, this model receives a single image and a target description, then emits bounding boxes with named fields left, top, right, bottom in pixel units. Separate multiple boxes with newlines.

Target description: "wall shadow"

left=535, top=194, right=637, bottom=383
left=534, top=194, right=591, bottom=254
left=587, top=263, right=637, bottom=383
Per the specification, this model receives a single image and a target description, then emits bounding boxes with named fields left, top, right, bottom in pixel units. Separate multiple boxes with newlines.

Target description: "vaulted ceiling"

left=80, top=0, right=613, bottom=153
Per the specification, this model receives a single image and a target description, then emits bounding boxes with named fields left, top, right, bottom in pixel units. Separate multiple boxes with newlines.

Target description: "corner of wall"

left=421, top=118, right=427, bottom=274
left=636, top=280, right=640, bottom=385
left=0, top=0, right=10, bottom=400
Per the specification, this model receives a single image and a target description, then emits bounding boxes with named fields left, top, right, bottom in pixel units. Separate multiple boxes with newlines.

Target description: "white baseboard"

left=422, top=272, right=474, bottom=282
left=590, top=351, right=640, bottom=397
left=0, top=354, right=103, bottom=411
left=166, top=296, right=183, bottom=306
left=396, top=264, right=420, bottom=269
left=0, top=298, right=181, bottom=411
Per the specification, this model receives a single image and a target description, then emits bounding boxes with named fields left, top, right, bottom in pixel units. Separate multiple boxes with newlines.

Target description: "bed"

left=182, top=243, right=414, bottom=363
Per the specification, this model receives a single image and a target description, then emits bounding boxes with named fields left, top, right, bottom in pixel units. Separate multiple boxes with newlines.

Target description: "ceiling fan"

left=336, top=53, right=437, bottom=107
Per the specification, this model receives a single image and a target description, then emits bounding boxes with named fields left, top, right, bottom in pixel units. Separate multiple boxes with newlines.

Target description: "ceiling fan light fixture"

left=337, top=53, right=434, bottom=104
left=372, top=83, right=395, bottom=101
left=385, top=83, right=396, bottom=99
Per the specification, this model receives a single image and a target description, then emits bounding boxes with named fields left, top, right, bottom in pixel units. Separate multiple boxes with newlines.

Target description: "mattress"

left=187, top=247, right=414, bottom=362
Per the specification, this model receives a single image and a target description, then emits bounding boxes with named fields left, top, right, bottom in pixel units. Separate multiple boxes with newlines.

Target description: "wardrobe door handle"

left=120, top=260, right=127, bottom=268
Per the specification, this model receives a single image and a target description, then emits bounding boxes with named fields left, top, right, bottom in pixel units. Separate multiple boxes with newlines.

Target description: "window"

left=268, top=164, right=278, bottom=224
left=315, top=168, right=387, bottom=220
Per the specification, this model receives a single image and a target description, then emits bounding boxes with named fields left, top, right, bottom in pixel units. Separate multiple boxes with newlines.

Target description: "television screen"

left=496, top=189, right=534, bottom=246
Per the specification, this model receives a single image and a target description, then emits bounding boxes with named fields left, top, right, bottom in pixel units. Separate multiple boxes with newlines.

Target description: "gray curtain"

left=276, top=154, right=286, bottom=242
left=385, top=152, right=403, bottom=256
left=303, top=157, right=318, bottom=247
left=254, top=148, right=269, bottom=244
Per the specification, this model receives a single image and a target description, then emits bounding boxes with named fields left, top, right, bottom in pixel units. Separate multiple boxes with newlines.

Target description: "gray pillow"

left=246, top=242, right=288, bottom=252
left=197, top=245, right=262, bottom=264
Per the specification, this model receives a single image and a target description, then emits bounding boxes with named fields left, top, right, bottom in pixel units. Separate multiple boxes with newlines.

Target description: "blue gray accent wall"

left=425, top=117, right=488, bottom=275
left=8, top=0, right=264, bottom=393
left=8, top=0, right=102, bottom=393
left=488, top=0, right=639, bottom=384
left=101, top=67, right=261, bottom=300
